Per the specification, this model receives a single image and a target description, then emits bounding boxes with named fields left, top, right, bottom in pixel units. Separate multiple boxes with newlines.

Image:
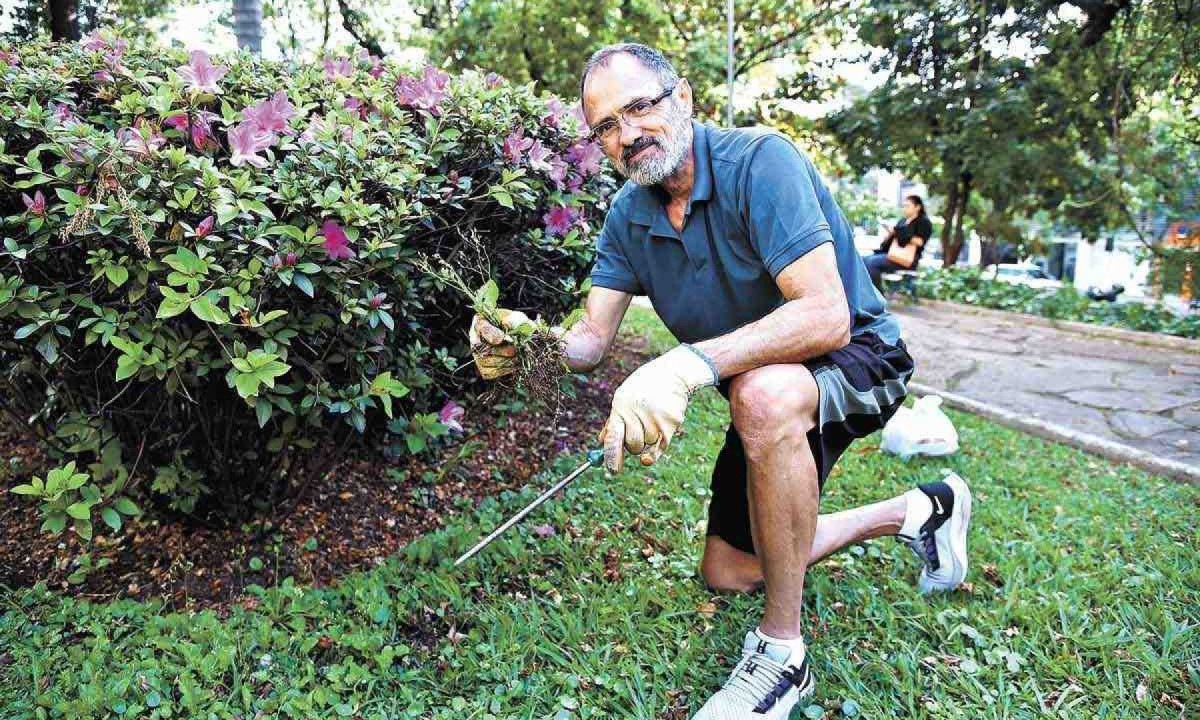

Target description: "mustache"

left=622, top=138, right=658, bottom=165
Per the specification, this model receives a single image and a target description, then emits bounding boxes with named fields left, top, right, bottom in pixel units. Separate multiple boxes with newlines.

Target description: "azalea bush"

left=917, top=267, right=1200, bottom=339
left=0, top=33, right=615, bottom=536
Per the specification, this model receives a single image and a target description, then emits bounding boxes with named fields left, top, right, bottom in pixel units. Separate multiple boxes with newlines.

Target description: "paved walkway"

left=893, top=302, right=1200, bottom=469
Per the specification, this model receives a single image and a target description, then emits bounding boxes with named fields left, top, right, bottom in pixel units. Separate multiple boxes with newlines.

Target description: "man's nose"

left=618, top=118, right=641, bottom=149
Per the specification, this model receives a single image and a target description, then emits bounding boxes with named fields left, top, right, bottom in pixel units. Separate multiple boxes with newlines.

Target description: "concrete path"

left=892, top=301, right=1200, bottom=471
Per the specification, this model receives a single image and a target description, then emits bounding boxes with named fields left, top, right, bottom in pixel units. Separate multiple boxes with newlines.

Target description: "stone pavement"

left=892, top=302, right=1200, bottom=469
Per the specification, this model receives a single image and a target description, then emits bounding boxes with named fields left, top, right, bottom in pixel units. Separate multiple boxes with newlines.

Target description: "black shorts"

left=706, top=332, right=915, bottom=555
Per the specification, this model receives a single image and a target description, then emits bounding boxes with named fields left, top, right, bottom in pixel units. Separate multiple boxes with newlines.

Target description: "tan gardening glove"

left=468, top=308, right=534, bottom=380
left=599, top=345, right=719, bottom=472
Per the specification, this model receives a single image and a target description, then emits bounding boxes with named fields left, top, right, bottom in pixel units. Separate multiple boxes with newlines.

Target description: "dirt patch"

left=0, top=341, right=649, bottom=612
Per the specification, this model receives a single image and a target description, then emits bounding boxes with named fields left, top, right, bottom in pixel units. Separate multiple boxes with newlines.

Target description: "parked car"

left=985, top=263, right=1063, bottom=291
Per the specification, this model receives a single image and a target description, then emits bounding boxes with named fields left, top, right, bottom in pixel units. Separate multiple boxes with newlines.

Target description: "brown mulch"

left=0, top=338, right=649, bottom=612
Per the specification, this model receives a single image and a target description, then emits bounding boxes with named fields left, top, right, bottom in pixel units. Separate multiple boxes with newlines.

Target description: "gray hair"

left=578, top=43, right=680, bottom=101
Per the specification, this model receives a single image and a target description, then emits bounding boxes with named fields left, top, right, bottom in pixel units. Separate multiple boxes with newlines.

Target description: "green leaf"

left=256, top=398, right=272, bottom=427
left=105, top=265, right=129, bottom=287
left=190, top=296, right=230, bottom=324
left=248, top=556, right=263, bottom=571
left=156, top=295, right=191, bottom=319
left=293, top=274, right=314, bottom=297
left=115, top=354, right=140, bottom=381
left=66, top=502, right=92, bottom=520
left=216, top=204, right=239, bottom=226
left=42, top=512, right=67, bottom=535
left=73, top=518, right=93, bottom=541
left=13, top=323, right=39, bottom=340
left=113, top=497, right=140, bottom=516
left=100, top=507, right=122, bottom=532
left=474, top=280, right=500, bottom=312
left=10, top=484, right=39, bottom=496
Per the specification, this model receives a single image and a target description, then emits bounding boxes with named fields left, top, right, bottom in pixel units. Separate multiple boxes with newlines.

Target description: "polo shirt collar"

left=628, top=120, right=713, bottom=229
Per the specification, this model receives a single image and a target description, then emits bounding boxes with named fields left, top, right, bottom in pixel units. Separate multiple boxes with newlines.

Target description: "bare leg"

left=725, top=364, right=824, bottom=639
left=700, top=495, right=907, bottom=592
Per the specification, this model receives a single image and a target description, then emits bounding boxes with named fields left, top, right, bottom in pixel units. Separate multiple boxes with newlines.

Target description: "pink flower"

left=395, top=65, right=450, bottom=114
left=527, top=141, right=553, bottom=173
left=321, top=219, right=355, bottom=260
left=242, top=92, right=296, bottom=135
left=177, top=50, right=228, bottom=94
left=484, top=72, right=504, bottom=89
left=52, top=103, right=77, bottom=125
left=438, top=400, right=465, bottom=433
left=543, top=205, right=579, bottom=237
left=227, top=122, right=275, bottom=168
left=369, top=292, right=386, bottom=309
left=0, top=49, right=16, bottom=67
left=548, top=157, right=570, bottom=190
left=22, top=191, right=46, bottom=216
left=543, top=97, right=568, bottom=128
left=531, top=524, right=556, bottom=538
left=570, top=103, right=590, bottom=134
left=566, top=141, right=604, bottom=176
left=343, top=97, right=369, bottom=120
left=502, top=129, right=533, bottom=164
left=118, top=121, right=165, bottom=156
left=323, top=56, right=354, bottom=79
left=164, top=112, right=219, bottom=151
left=195, top=215, right=215, bottom=238
left=358, top=49, right=385, bottom=78
left=81, top=31, right=108, bottom=53
left=93, top=70, right=115, bottom=84
left=566, top=173, right=584, bottom=192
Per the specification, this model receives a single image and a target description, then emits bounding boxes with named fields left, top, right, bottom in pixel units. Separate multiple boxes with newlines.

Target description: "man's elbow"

left=826, top=302, right=852, bottom=352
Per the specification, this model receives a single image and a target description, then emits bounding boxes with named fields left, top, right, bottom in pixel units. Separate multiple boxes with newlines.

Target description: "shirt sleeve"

left=589, top=211, right=643, bottom=295
left=740, top=135, right=835, bottom=278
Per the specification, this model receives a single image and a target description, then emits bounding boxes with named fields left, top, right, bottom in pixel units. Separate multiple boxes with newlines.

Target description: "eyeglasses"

left=586, top=84, right=677, bottom=144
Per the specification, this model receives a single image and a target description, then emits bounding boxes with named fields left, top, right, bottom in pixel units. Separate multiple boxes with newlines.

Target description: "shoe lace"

left=721, top=651, right=790, bottom=707
left=904, top=529, right=937, bottom=567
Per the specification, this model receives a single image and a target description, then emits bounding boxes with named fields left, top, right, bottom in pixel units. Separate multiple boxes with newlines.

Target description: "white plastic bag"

left=880, top=395, right=959, bottom=459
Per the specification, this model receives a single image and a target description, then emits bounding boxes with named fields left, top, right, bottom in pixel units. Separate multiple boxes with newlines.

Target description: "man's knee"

left=728, top=365, right=818, bottom=459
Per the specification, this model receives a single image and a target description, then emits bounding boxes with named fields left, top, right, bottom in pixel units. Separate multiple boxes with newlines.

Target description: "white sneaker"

left=692, top=630, right=815, bottom=719
left=897, top=473, right=972, bottom=593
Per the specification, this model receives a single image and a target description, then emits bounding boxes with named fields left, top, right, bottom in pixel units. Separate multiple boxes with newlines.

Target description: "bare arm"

left=692, top=242, right=850, bottom=379
left=562, top=286, right=633, bottom=373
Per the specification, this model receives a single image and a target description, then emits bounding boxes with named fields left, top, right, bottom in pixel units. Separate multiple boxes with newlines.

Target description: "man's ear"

left=678, top=78, right=694, bottom=113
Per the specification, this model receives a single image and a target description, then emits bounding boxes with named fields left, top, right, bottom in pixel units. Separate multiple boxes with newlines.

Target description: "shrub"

left=0, top=33, right=615, bottom=535
left=916, top=267, right=1200, bottom=339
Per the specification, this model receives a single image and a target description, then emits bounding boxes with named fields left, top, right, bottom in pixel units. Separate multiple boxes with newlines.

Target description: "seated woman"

left=864, top=194, right=932, bottom=291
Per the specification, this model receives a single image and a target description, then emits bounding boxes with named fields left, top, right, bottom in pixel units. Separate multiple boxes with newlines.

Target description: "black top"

left=878, top=215, right=933, bottom=266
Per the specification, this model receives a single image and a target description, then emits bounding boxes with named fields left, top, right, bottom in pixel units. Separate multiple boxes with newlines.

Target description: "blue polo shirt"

left=591, top=120, right=900, bottom=347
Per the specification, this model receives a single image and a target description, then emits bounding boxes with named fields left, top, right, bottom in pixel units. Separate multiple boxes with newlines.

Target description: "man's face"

left=582, top=53, right=693, bottom=186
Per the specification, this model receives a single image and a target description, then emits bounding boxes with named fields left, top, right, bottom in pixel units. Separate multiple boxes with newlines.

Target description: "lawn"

left=2, top=306, right=1197, bottom=719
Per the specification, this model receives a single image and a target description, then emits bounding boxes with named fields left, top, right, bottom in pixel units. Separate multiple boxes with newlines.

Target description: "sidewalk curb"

left=908, top=381, right=1200, bottom=486
left=913, top=300, right=1200, bottom=354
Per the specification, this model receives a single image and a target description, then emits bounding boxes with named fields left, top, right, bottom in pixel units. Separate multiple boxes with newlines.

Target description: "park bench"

left=881, top=269, right=919, bottom=303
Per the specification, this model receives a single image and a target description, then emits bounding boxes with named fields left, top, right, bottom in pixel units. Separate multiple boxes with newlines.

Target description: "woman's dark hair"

left=905, top=194, right=926, bottom=216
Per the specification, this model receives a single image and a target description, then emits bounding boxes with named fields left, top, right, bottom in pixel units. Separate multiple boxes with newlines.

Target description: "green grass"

left=2, top=306, right=1197, bottom=719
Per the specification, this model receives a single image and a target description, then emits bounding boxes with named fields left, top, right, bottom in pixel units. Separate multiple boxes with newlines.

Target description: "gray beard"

left=623, top=106, right=691, bottom=186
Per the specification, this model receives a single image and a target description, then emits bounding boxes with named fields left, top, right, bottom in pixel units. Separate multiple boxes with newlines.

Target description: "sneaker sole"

left=919, top=473, right=971, bottom=593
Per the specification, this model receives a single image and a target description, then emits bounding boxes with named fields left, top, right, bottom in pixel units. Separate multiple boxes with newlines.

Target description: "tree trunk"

left=940, top=178, right=960, bottom=267
left=48, top=0, right=80, bottom=41
left=233, top=0, right=263, bottom=54
left=952, top=175, right=971, bottom=263
left=336, top=0, right=386, bottom=57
